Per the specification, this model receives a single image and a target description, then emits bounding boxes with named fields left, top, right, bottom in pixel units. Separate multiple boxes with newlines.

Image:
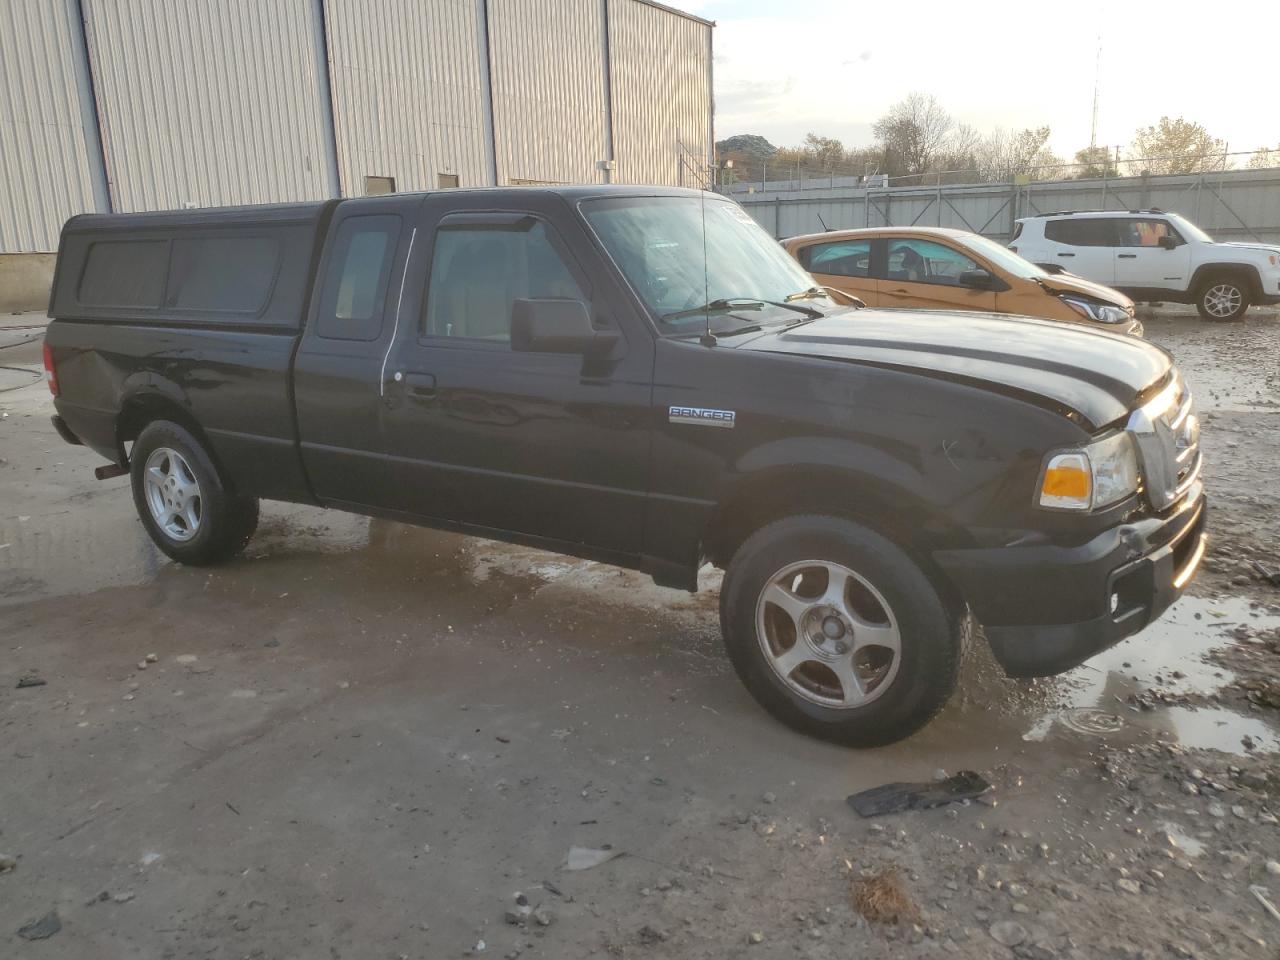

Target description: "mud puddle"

left=1021, top=595, right=1280, bottom=754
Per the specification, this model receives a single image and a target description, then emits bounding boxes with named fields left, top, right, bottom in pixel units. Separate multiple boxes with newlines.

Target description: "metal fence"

left=729, top=166, right=1280, bottom=245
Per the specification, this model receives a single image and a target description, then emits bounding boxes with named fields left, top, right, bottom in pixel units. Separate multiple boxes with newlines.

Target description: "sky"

left=682, top=0, right=1280, bottom=161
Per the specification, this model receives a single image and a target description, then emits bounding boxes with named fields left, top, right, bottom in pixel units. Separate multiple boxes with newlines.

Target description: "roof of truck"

left=63, top=185, right=719, bottom=234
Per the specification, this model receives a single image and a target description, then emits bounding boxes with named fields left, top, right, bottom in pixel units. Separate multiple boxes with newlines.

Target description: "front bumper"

left=934, top=487, right=1206, bottom=677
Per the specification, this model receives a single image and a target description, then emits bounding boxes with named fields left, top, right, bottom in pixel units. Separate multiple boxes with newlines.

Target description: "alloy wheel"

left=755, top=560, right=901, bottom=708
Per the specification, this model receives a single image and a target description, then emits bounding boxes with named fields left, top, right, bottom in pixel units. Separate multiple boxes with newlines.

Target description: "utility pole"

left=1089, top=31, right=1102, bottom=152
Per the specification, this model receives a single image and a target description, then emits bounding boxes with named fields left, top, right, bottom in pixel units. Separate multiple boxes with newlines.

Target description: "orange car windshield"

left=964, top=235, right=1048, bottom=280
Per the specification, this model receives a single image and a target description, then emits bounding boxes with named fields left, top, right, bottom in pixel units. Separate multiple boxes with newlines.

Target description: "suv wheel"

left=1196, top=277, right=1251, bottom=321
left=130, top=420, right=259, bottom=565
left=719, top=515, right=962, bottom=747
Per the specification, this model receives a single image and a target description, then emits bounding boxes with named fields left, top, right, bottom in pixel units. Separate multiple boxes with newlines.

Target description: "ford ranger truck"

left=44, top=188, right=1207, bottom=747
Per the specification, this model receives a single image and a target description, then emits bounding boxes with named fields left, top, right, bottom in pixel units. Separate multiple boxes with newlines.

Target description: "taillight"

left=43, top=342, right=59, bottom=396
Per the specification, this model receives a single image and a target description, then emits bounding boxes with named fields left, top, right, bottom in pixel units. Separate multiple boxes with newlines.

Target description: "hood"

left=1217, top=242, right=1280, bottom=256
left=1032, top=272, right=1134, bottom=308
left=734, top=309, right=1171, bottom=429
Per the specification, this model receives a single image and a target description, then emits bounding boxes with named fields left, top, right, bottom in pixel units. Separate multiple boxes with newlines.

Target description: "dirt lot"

left=2, top=308, right=1279, bottom=959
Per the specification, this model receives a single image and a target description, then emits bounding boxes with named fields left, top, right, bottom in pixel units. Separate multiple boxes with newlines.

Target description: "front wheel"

left=130, top=420, right=259, bottom=565
left=1196, top=278, right=1251, bottom=321
left=719, top=515, right=962, bottom=747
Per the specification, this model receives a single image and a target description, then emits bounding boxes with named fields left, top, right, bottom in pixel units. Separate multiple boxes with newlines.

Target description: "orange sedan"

left=782, top=226, right=1143, bottom=335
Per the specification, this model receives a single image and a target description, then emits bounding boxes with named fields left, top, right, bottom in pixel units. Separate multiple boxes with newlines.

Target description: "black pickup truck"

left=45, top=186, right=1206, bottom=746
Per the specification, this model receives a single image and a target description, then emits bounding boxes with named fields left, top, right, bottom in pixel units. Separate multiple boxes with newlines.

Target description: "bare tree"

left=973, top=126, right=1060, bottom=182
left=1247, top=145, right=1279, bottom=170
left=873, top=93, right=953, bottom=179
left=1130, top=117, right=1226, bottom=174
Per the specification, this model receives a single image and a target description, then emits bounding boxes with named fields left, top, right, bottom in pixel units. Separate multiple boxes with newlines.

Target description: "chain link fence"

left=727, top=164, right=1280, bottom=244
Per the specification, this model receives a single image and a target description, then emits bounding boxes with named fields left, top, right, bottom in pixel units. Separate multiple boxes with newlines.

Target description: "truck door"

left=293, top=198, right=413, bottom=508
left=377, top=193, right=654, bottom=556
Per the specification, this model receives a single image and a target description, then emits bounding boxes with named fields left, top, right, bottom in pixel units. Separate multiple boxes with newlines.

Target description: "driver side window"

left=886, top=239, right=978, bottom=286
left=423, top=220, right=585, bottom=342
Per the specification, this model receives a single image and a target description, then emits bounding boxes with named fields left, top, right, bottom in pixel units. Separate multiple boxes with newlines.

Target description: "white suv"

left=1011, top=210, right=1280, bottom=321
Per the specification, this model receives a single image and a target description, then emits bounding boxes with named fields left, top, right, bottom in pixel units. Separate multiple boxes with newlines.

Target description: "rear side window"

left=78, top=240, right=168, bottom=308
left=1044, top=218, right=1116, bottom=247
left=801, top=239, right=872, bottom=278
left=167, top=236, right=278, bottom=313
left=1010, top=222, right=1024, bottom=242
left=316, top=215, right=401, bottom=340
left=1116, top=219, right=1179, bottom=247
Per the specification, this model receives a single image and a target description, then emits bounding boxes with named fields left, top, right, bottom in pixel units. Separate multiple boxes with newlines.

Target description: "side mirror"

left=1158, top=235, right=1179, bottom=250
left=510, top=298, right=617, bottom=354
left=958, top=268, right=995, bottom=290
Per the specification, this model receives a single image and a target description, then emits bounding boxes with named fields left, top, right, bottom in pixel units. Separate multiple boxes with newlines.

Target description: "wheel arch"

left=116, top=388, right=218, bottom=473
left=702, top=462, right=972, bottom=612
left=1190, top=262, right=1263, bottom=298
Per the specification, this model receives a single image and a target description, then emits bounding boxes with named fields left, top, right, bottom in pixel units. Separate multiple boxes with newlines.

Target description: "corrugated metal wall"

left=324, top=0, right=490, bottom=194
left=0, top=0, right=107, bottom=252
left=487, top=0, right=607, bottom=186
left=1, top=0, right=713, bottom=255
left=607, top=0, right=711, bottom=186
left=734, top=168, right=1280, bottom=246
left=81, top=0, right=336, bottom=212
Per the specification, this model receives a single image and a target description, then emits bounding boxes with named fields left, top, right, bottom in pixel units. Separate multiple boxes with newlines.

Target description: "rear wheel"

left=1196, top=277, right=1250, bottom=321
left=130, top=420, right=258, bottom=565
left=719, top=515, right=962, bottom=747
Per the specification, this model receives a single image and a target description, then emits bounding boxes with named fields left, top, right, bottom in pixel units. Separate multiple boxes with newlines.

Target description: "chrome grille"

left=1127, top=374, right=1201, bottom=511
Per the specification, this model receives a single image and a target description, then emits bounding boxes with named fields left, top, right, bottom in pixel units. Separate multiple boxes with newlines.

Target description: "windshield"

left=1167, top=212, right=1214, bottom=243
left=963, top=234, right=1048, bottom=279
left=580, top=196, right=824, bottom=334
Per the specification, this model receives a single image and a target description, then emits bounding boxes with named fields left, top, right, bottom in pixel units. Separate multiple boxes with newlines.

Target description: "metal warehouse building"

left=0, top=0, right=713, bottom=310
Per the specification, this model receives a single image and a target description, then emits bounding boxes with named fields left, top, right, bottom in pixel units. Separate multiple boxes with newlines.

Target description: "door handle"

left=403, top=372, right=437, bottom=396
left=1057, top=252, right=1075, bottom=257
left=1118, top=254, right=1137, bottom=259
left=891, top=288, right=909, bottom=294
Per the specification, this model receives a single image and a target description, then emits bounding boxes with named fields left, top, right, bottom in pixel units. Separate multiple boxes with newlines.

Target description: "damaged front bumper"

left=934, top=484, right=1207, bottom=677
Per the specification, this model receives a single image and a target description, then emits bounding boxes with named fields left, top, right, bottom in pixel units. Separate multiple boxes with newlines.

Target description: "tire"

left=719, top=515, right=961, bottom=747
left=130, top=420, right=259, bottom=565
left=1195, top=277, right=1251, bottom=322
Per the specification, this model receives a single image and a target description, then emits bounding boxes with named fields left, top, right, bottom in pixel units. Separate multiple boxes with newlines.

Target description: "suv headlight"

left=1061, top=296, right=1130, bottom=324
left=1038, top=432, right=1139, bottom=511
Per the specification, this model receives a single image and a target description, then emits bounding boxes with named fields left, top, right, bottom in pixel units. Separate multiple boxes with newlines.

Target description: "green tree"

left=1072, top=145, right=1117, bottom=178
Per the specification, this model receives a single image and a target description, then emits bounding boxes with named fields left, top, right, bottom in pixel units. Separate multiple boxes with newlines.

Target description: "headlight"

left=1061, top=296, right=1130, bottom=324
left=1038, top=432, right=1139, bottom=511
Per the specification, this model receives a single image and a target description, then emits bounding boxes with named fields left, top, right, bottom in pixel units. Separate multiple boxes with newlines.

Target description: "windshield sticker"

left=669, top=406, right=736, bottom=429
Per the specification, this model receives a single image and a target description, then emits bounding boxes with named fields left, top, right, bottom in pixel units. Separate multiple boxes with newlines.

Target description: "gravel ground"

left=0, top=307, right=1278, bottom=959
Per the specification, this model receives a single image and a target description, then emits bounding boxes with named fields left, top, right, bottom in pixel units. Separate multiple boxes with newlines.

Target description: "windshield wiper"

left=784, top=286, right=830, bottom=303
left=661, top=297, right=822, bottom=324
